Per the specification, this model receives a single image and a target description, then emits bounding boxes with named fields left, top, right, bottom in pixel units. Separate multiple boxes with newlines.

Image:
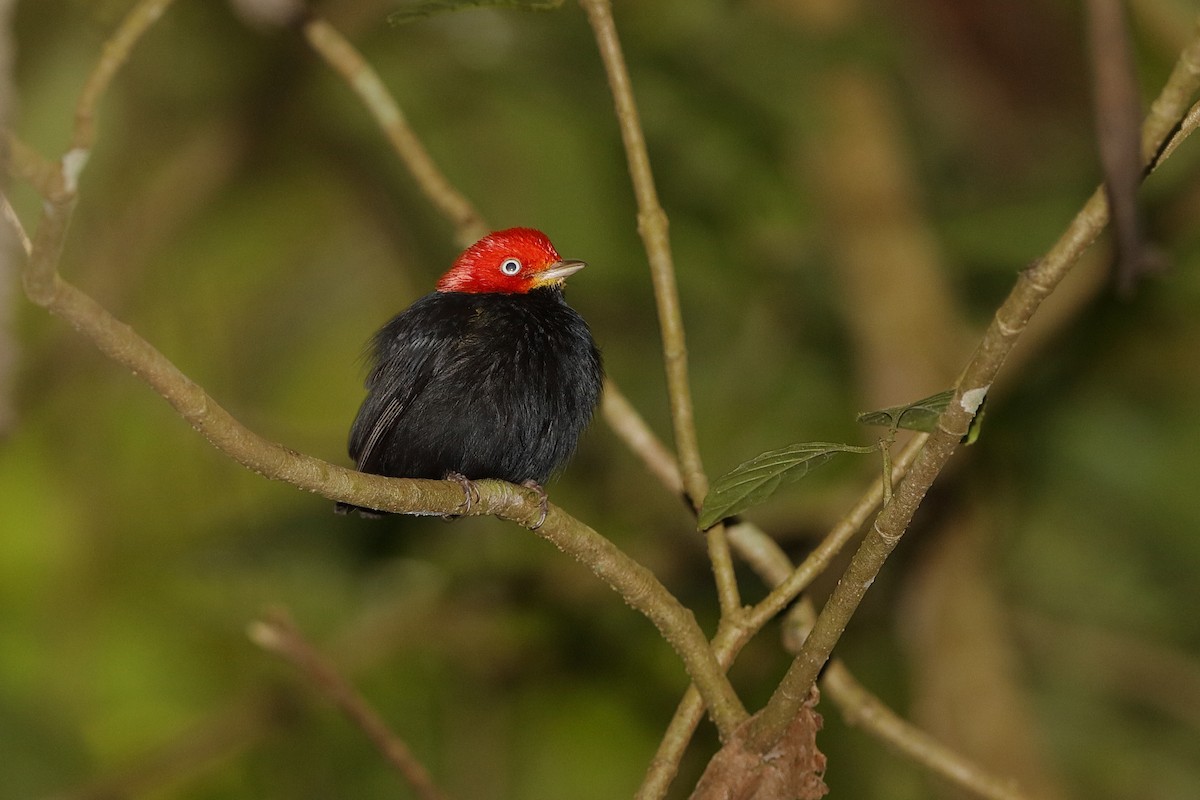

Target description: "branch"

left=635, top=440, right=921, bottom=799
left=640, top=513, right=1033, bottom=800
left=1086, top=0, right=1154, bottom=294
left=821, top=662, right=1029, bottom=800
left=72, top=0, right=178, bottom=154
left=1, top=128, right=62, bottom=196
left=250, top=610, right=449, bottom=800
left=743, top=532, right=1036, bottom=800
left=745, top=21, right=1200, bottom=752
left=742, top=434, right=925, bottom=632
left=601, top=381, right=685, bottom=497
left=0, top=190, right=30, bottom=256
left=1156, top=99, right=1200, bottom=165
left=299, top=15, right=488, bottom=247
left=578, top=0, right=742, bottom=621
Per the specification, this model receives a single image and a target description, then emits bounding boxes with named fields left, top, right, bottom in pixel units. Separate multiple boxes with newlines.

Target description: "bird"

left=337, top=227, right=603, bottom=526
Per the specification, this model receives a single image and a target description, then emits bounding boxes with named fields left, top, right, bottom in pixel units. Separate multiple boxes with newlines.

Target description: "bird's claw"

left=522, top=480, right=549, bottom=530
left=444, top=472, right=480, bottom=519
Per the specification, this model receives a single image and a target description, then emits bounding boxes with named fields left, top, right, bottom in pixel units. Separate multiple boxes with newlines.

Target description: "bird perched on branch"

left=337, top=228, right=603, bottom=526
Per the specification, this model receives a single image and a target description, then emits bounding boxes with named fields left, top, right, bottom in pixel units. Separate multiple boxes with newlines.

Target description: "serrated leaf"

left=856, top=389, right=954, bottom=433
left=389, top=0, right=563, bottom=24
left=698, top=442, right=875, bottom=530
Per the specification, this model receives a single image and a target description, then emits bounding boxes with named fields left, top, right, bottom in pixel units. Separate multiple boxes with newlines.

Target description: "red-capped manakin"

left=338, top=228, right=603, bottom=525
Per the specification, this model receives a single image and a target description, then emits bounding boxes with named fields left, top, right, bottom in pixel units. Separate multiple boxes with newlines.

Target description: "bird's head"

left=436, top=228, right=587, bottom=295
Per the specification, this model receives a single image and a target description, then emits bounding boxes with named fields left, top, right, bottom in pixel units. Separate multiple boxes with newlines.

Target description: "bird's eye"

left=500, top=258, right=522, bottom=276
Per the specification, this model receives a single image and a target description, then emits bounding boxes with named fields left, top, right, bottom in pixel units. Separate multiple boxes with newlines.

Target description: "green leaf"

left=963, top=399, right=986, bottom=445
left=698, top=442, right=875, bottom=530
left=389, top=0, right=564, bottom=24
left=857, top=388, right=986, bottom=443
left=856, top=389, right=954, bottom=433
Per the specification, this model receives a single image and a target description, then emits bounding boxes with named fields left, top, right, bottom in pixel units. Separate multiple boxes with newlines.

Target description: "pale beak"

left=535, top=259, right=587, bottom=286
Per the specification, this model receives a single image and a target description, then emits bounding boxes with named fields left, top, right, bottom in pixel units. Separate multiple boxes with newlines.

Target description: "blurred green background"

left=3, top=0, right=1200, bottom=797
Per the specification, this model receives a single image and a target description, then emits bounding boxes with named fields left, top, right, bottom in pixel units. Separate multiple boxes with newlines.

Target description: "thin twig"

left=821, top=663, right=1029, bottom=800
left=249, top=610, right=449, bottom=800
left=72, top=0, right=177, bottom=154
left=301, top=15, right=488, bottom=247
left=745, top=21, right=1200, bottom=752
left=578, top=0, right=742, bottom=621
left=1155, top=97, right=1200, bottom=165
left=601, top=381, right=685, bottom=497
left=743, top=434, right=924, bottom=632
left=1144, top=20, right=1200, bottom=162
left=0, top=190, right=30, bottom=255
left=1086, top=0, right=1151, bottom=294
left=1, top=129, right=62, bottom=196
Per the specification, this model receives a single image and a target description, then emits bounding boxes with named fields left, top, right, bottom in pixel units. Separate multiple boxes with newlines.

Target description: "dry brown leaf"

left=690, top=688, right=828, bottom=800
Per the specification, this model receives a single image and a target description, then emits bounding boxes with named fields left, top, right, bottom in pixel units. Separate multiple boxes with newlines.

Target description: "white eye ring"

left=499, top=257, right=522, bottom=276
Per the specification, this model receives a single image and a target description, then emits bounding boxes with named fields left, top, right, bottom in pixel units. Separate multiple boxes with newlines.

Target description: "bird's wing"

left=350, top=395, right=407, bottom=472
left=347, top=297, right=469, bottom=474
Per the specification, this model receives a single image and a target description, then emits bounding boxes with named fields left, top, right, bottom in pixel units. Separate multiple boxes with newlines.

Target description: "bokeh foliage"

left=3, top=0, right=1200, bottom=797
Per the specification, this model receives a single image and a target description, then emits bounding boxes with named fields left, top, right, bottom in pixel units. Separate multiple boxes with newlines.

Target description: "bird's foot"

left=521, top=480, right=549, bottom=530
left=445, top=472, right=480, bottom=519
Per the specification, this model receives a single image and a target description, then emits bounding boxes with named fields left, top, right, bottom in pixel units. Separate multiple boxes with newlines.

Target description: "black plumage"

left=338, top=282, right=602, bottom=515
left=353, top=285, right=602, bottom=476
left=338, top=228, right=603, bottom=518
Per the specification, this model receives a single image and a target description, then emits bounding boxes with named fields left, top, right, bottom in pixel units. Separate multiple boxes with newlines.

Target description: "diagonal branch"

left=16, top=196, right=751, bottom=734
left=73, top=0, right=178, bottom=154
left=601, top=383, right=685, bottom=497
left=250, top=609, right=450, bottom=800
left=300, top=15, right=488, bottom=247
